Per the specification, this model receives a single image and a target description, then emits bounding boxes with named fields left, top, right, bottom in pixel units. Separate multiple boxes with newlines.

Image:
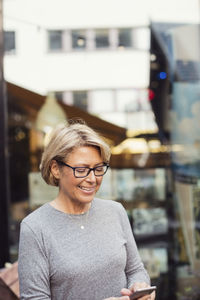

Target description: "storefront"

left=6, top=81, right=127, bottom=257
left=1, top=18, right=200, bottom=300
left=148, top=21, right=200, bottom=300
left=5, top=67, right=200, bottom=299
left=5, top=81, right=174, bottom=299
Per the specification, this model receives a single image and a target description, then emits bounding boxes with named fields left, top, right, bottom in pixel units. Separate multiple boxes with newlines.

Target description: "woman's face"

left=55, top=146, right=104, bottom=207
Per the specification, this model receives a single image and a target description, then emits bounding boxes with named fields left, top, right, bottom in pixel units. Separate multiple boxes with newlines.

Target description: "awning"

left=6, top=82, right=171, bottom=169
left=6, top=82, right=127, bottom=146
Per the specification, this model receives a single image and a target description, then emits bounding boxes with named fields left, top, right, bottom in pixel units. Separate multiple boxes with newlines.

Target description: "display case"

left=97, top=167, right=174, bottom=299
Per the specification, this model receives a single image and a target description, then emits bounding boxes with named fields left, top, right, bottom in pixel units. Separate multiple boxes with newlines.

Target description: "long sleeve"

left=119, top=204, right=150, bottom=288
left=18, top=221, right=51, bottom=300
left=17, top=199, right=150, bottom=300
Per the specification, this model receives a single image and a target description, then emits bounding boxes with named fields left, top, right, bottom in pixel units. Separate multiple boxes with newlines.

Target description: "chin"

left=81, top=196, right=94, bottom=203
left=78, top=191, right=96, bottom=200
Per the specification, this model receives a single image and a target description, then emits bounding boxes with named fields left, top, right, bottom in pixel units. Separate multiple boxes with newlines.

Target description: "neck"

left=51, top=197, right=92, bottom=215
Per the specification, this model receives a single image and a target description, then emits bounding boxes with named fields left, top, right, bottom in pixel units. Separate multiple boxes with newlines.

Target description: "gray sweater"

left=18, top=198, right=150, bottom=300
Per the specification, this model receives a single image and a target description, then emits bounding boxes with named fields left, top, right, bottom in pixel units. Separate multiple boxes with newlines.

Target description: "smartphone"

left=129, top=286, right=157, bottom=300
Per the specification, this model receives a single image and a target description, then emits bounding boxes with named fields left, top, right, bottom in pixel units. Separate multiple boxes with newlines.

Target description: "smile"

left=78, top=186, right=96, bottom=192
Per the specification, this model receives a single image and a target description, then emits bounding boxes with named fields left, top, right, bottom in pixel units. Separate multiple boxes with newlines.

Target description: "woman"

left=18, top=122, right=155, bottom=300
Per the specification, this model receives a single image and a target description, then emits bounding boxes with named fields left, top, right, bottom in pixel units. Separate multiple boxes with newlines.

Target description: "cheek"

left=96, top=177, right=103, bottom=188
left=59, top=170, right=78, bottom=187
left=72, top=176, right=85, bottom=187
left=72, top=178, right=82, bottom=187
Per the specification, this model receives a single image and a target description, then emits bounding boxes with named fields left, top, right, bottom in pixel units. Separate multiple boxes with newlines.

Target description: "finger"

left=137, top=283, right=149, bottom=288
left=132, top=282, right=149, bottom=292
left=121, top=288, right=132, bottom=296
left=139, top=291, right=155, bottom=300
left=104, top=297, right=129, bottom=300
left=139, top=295, right=151, bottom=300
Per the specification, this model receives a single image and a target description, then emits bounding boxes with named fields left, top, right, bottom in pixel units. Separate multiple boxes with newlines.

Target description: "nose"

left=85, top=169, right=96, bottom=181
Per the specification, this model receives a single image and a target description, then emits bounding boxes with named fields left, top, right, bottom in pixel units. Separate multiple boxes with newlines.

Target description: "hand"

left=103, top=297, right=129, bottom=300
left=121, top=282, right=156, bottom=300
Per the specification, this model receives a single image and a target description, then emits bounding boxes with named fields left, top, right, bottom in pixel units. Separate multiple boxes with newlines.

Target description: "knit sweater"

left=18, top=198, right=150, bottom=300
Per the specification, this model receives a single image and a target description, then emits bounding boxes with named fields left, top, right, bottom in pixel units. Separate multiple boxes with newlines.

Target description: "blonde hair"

left=40, top=121, right=111, bottom=186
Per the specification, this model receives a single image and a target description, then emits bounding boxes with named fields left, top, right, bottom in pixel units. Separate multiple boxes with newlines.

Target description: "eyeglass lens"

left=74, top=165, right=108, bottom=177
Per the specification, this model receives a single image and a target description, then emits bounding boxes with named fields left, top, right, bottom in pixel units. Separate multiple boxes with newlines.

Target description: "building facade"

left=3, top=0, right=198, bottom=131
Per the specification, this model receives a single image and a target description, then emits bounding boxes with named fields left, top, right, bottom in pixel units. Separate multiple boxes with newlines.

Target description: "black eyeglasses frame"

left=56, top=161, right=109, bottom=178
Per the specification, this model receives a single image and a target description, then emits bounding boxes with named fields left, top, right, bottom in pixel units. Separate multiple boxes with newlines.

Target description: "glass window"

left=118, top=28, right=132, bottom=48
left=73, top=91, right=88, bottom=110
left=138, top=89, right=152, bottom=111
left=4, top=31, right=15, bottom=53
left=54, top=91, right=64, bottom=102
left=95, top=29, right=109, bottom=48
left=116, top=89, right=151, bottom=112
left=116, top=89, right=138, bottom=112
left=133, top=27, right=150, bottom=50
left=89, top=90, right=114, bottom=113
left=72, top=29, right=86, bottom=49
left=48, top=30, right=63, bottom=51
left=127, top=111, right=158, bottom=132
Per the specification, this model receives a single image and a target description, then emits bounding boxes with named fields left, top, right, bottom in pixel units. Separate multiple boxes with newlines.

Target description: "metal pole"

left=0, top=0, right=10, bottom=267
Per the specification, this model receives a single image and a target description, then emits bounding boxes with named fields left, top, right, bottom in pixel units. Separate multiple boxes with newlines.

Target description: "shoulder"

left=94, top=197, right=121, bottom=208
left=94, top=198, right=130, bottom=231
left=21, top=203, right=51, bottom=232
left=94, top=198, right=126, bottom=215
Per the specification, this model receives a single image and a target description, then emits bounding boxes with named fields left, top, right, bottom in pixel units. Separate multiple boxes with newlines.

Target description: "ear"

left=50, top=160, right=61, bottom=180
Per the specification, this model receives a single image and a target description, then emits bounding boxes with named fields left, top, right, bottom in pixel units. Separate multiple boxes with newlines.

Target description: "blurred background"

left=0, top=0, right=200, bottom=299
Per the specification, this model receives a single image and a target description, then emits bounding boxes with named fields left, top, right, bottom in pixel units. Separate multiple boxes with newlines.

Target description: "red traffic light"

left=148, top=89, right=155, bottom=101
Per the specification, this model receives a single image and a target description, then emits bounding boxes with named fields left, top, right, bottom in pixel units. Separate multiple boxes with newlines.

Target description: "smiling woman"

left=50, top=146, right=106, bottom=214
left=18, top=121, right=153, bottom=300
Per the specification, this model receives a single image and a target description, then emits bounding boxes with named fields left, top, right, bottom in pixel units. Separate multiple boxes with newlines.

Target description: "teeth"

left=79, top=186, right=95, bottom=191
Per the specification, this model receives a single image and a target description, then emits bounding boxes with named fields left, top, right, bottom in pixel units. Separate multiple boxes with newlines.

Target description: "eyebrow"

left=69, top=162, right=105, bottom=167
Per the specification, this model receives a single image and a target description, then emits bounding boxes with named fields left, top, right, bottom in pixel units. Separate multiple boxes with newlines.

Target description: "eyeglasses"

left=56, top=161, right=109, bottom=178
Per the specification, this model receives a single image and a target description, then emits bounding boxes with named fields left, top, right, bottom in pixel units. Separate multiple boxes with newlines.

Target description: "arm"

left=119, top=205, right=150, bottom=288
left=119, top=205, right=156, bottom=299
left=18, top=221, right=51, bottom=300
left=104, top=297, right=129, bottom=300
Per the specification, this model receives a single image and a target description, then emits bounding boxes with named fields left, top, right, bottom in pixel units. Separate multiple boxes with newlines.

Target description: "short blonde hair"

left=40, top=121, right=111, bottom=186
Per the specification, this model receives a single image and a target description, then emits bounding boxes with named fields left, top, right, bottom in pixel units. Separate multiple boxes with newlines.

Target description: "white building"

left=3, top=0, right=199, bottom=130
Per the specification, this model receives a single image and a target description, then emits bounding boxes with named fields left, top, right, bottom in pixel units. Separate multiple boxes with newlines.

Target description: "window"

left=72, top=29, right=86, bottom=49
left=73, top=91, right=88, bottom=110
left=46, top=27, right=148, bottom=52
left=95, top=29, right=109, bottom=48
left=54, top=91, right=64, bottom=102
left=48, top=30, right=63, bottom=51
left=89, top=90, right=114, bottom=113
left=133, top=27, right=150, bottom=50
left=116, top=89, right=151, bottom=112
left=116, top=89, right=138, bottom=112
left=4, top=31, right=15, bottom=53
left=118, top=28, right=132, bottom=48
